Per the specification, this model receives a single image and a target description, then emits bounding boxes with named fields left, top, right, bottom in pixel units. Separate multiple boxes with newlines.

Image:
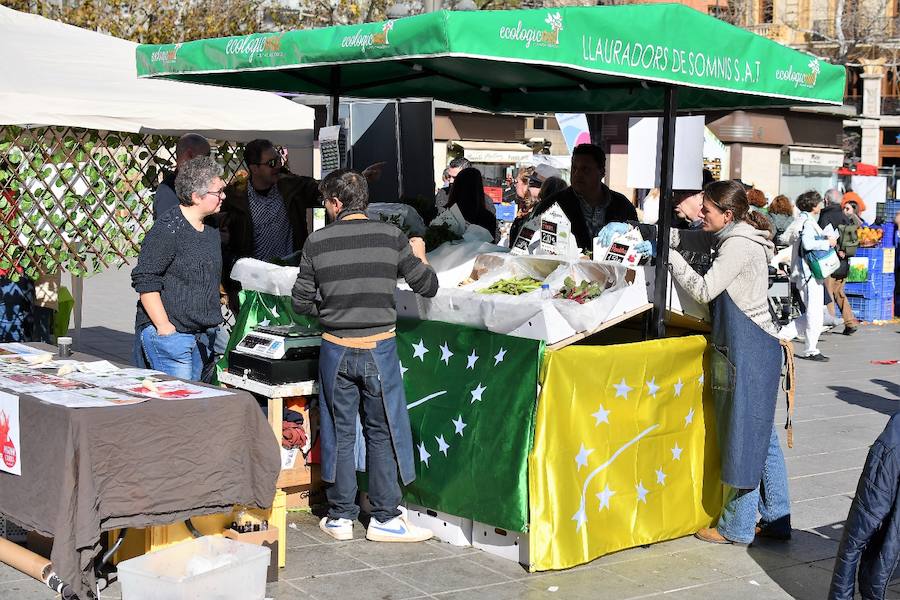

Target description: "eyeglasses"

left=204, top=189, right=226, bottom=199
left=253, top=157, right=282, bottom=168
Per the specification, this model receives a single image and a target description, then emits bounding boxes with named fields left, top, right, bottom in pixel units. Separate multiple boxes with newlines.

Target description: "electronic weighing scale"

left=228, top=324, right=321, bottom=385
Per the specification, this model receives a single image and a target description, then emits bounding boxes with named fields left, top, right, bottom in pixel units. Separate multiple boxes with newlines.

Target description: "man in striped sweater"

left=292, top=169, right=438, bottom=543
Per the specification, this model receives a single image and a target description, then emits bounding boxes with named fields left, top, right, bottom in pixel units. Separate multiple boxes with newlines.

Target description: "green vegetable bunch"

left=423, top=223, right=462, bottom=252
left=555, top=277, right=604, bottom=304
left=477, top=276, right=542, bottom=295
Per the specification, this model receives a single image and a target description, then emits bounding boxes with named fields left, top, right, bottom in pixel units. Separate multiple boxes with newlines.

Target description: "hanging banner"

left=0, top=391, right=21, bottom=476
left=555, top=113, right=591, bottom=154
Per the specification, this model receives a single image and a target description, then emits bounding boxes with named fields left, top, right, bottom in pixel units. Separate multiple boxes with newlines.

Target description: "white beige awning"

left=449, top=140, right=534, bottom=164
left=787, top=146, right=844, bottom=168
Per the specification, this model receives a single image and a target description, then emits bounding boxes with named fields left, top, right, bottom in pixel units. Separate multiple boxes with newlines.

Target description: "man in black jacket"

left=510, top=143, right=636, bottom=251
left=830, top=413, right=900, bottom=600
left=818, top=188, right=857, bottom=335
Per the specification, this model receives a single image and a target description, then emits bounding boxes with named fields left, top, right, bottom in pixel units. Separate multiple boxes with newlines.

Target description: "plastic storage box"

left=848, top=295, right=894, bottom=322
left=118, top=536, right=270, bottom=600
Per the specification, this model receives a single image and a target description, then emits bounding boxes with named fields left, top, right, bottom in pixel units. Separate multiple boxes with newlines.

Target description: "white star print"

left=596, top=485, right=615, bottom=510
left=399, top=361, right=408, bottom=377
left=572, top=502, right=588, bottom=531
left=439, top=342, right=454, bottom=365
left=698, top=373, right=705, bottom=385
left=466, top=350, right=479, bottom=370
left=412, top=339, right=429, bottom=361
left=613, top=378, right=633, bottom=399
left=671, top=442, right=683, bottom=461
left=646, top=377, right=660, bottom=398
left=684, top=407, right=695, bottom=427
left=575, top=444, right=594, bottom=471
left=591, top=404, right=611, bottom=425
left=674, top=378, right=684, bottom=397
left=470, top=383, right=486, bottom=403
left=417, top=442, right=431, bottom=467
left=452, top=414, right=467, bottom=437
left=494, top=347, right=507, bottom=366
left=435, top=434, right=450, bottom=456
left=635, top=481, right=649, bottom=504
left=656, top=467, right=667, bottom=486
left=258, top=318, right=270, bottom=327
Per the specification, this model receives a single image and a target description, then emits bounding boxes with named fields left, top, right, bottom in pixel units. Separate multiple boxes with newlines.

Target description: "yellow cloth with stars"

left=528, top=335, right=722, bottom=570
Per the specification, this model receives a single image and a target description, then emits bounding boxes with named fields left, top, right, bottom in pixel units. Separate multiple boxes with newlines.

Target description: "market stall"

left=0, top=343, right=281, bottom=599
left=136, top=4, right=845, bottom=570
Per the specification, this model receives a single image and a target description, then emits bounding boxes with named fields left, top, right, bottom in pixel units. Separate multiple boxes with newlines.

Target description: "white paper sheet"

left=114, top=381, right=234, bottom=400
left=32, top=388, right=147, bottom=408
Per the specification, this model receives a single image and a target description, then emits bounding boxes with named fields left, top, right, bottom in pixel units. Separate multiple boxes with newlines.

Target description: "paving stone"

left=600, top=552, right=726, bottom=593
left=383, top=555, right=509, bottom=594
left=0, top=562, right=30, bottom=585
left=756, top=562, right=836, bottom=599
left=292, top=568, right=426, bottom=600
left=519, top=567, right=659, bottom=599
left=282, top=542, right=373, bottom=579
left=341, top=538, right=458, bottom=568
left=265, top=580, right=316, bottom=599
left=0, top=577, right=59, bottom=600
left=660, top=575, right=794, bottom=599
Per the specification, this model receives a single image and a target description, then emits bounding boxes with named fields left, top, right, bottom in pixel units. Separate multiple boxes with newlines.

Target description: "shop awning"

left=135, top=5, right=845, bottom=113
left=450, top=140, right=533, bottom=163
left=787, top=145, right=844, bottom=168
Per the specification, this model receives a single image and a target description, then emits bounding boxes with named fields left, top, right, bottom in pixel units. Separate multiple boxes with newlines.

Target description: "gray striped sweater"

left=291, top=214, right=438, bottom=337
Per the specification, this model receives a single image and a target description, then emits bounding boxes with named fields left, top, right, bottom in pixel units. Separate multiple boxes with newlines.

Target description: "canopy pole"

left=651, top=86, right=678, bottom=339
left=328, top=66, right=341, bottom=127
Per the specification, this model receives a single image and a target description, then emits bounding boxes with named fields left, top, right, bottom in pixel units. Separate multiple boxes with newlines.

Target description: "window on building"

left=883, top=129, right=900, bottom=146
left=533, top=118, right=546, bottom=130
left=759, top=0, right=773, bottom=23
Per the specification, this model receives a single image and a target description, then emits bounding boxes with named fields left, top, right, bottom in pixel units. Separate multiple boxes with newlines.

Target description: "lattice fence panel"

left=0, top=126, right=249, bottom=282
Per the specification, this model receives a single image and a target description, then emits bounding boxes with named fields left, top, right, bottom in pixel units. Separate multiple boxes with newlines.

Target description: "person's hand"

left=634, top=240, right=655, bottom=258
left=409, top=236, right=427, bottom=260
left=828, top=237, right=838, bottom=248
left=361, top=162, right=387, bottom=183
left=156, top=322, right=177, bottom=336
left=596, top=222, right=631, bottom=247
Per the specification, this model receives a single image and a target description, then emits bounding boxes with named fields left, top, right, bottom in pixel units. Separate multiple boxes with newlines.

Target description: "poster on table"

left=0, top=391, right=21, bottom=476
left=116, top=380, right=233, bottom=400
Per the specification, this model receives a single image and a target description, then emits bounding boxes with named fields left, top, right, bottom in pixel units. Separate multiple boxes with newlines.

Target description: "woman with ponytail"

left=598, top=180, right=791, bottom=545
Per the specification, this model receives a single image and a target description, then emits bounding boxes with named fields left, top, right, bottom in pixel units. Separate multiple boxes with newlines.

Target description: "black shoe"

left=755, top=517, right=792, bottom=541
left=798, top=353, right=829, bottom=362
left=842, top=326, right=858, bottom=336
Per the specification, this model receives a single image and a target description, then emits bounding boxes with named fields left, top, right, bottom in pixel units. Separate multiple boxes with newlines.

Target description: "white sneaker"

left=319, top=517, right=354, bottom=541
left=366, top=514, right=433, bottom=543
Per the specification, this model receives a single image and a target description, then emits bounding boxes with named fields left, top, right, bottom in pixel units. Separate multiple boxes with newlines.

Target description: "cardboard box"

left=223, top=527, right=279, bottom=583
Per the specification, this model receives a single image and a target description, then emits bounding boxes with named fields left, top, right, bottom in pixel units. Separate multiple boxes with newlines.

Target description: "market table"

left=0, top=345, right=281, bottom=600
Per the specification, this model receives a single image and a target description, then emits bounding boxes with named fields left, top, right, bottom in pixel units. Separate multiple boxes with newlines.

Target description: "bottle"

left=57, top=336, right=73, bottom=358
left=540, top=284, right=551, bottom=300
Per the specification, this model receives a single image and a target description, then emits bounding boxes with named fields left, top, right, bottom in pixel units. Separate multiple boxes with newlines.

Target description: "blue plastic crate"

left=845, top=274, right=895, bottom=299
left=848, top=295, right=894, bottom=322
left=882, top=222, right=896, bottom=248
left=495, top=203, right=516, bottom=223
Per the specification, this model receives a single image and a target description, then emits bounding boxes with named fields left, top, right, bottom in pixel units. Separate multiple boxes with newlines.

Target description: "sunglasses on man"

left=253, top=157, right=283, bottom=168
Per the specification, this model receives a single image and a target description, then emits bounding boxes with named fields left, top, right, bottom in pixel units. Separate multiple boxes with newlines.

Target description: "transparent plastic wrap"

left=229, top=259, right=299, bottom=296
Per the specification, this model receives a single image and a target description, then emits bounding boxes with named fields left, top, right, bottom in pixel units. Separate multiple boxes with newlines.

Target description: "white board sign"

left=0, top=391, right=21, bottom=476
left=850, top=175, right=887, bottom=225
left=627, top=116, right=705, bottom=190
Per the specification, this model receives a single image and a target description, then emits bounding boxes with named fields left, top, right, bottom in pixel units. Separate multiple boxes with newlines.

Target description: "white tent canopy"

left=0, top=6, right=314, bottom=145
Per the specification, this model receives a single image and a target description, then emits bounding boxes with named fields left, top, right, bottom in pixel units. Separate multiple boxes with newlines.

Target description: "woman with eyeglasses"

left=131, top=156, right=226, bottom=381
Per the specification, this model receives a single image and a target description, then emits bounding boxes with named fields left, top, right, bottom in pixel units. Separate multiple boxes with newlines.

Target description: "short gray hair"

left=175, top=156, right=224, bottom=206
left=824, top=188, right=841, bottom=205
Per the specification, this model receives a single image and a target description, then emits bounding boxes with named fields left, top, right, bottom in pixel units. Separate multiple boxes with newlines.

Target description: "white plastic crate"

left=405, top=503, right=473, bottom=547
left=472, top=521, right=530, bottom=566
left=118, top=536, right=270, bottom=600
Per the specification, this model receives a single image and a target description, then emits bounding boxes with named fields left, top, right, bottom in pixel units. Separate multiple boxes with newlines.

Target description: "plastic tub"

left=118, top=536, right=270, bottom=600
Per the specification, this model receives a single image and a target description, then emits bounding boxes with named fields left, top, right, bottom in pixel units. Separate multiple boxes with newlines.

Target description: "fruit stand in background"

left=845, top=223, right=896, bottom=322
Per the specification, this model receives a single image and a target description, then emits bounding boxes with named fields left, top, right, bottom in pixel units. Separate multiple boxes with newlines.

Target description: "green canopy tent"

left=136, top=3, right=845, bottom=336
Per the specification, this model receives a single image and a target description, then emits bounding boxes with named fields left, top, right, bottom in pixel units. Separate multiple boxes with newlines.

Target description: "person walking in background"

left=779, top=191, right=838, bottom=361
left=538, top=175, right=568, bottom=203
left=445, top=167, right=498, bottom=242
left=132, top=156, right=225, bottom=381
left=768, top=195, right=795, bottom=244
left=432, top=157, right=495, bottom=220
left=819, top=188, right=853, bottom=331
left=292, top=169, right=438, bottom=543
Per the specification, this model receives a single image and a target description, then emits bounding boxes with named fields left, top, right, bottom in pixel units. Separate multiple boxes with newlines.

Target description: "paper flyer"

left=32, top=388, right=147, bottom=409
left=0, top=372, right=94, bottom=394
left=0, top=391, right=21, bottom=476
left=116, top=380, right=233, bottom=400
left=66, top=368, right=164, bottom=388
left=0, top=343, right=53, bottom=365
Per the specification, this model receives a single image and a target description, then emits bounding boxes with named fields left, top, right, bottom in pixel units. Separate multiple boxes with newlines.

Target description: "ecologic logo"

left=225, top=34, right=286, bottom=61
left=775, top=58, right=820, bottom=89
left=150, top=43, right=181, bottom=64
left=341, top=21, right=395, bottom=49
left=499, top=11, right=563, bottom=48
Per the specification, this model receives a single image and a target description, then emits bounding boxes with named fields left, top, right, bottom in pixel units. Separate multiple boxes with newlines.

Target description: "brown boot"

left=694, top=527, right=733, bottom=544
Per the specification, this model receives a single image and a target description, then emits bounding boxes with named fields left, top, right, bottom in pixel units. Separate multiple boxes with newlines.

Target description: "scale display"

left=233, top=324, right=321, bottom=360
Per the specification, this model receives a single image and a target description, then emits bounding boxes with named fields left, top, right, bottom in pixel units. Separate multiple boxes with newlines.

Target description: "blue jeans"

left=323, top=346, right=402, bottom=524
left=717, top=426, right=791, bottom=543
left=140, top=324, right=216, bottom=381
